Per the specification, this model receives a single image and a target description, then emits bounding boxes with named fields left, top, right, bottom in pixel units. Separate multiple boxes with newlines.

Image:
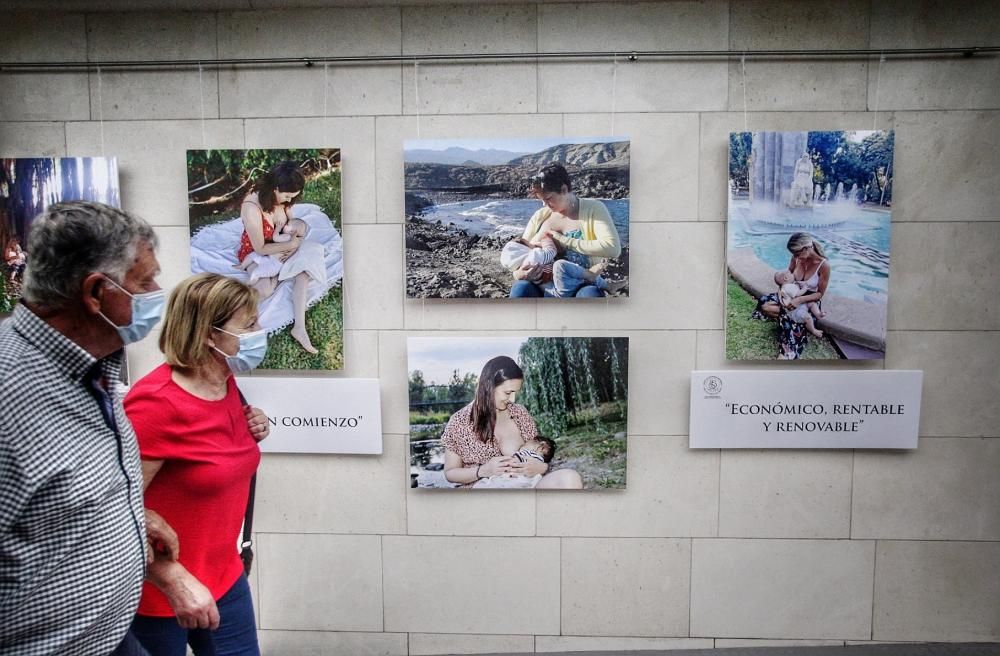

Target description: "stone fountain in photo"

left=730, top=131, right=887, bottom=357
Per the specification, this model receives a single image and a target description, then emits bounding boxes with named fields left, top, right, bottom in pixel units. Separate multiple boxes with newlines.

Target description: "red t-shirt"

left=124, top=363, right=261, bottom=617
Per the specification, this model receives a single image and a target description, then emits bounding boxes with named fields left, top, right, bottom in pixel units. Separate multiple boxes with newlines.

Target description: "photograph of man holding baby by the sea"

left=187, top=149, right=344, bottom=370
left=409, top=336, right=628, bottom=490
left=404, top=137, right=629, bottom=299
left=726, top=130, right=894, bottom=361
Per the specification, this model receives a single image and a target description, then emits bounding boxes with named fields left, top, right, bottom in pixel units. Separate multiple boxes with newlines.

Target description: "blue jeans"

left=510, top=277, right=604, bottom=298
left=552, top=260, right=609, bottom=298
left=131, top=574, right=259, bottom=656
left=510, top=279, right=543, bottom=297
left=110, top=630, right=151, bottom=656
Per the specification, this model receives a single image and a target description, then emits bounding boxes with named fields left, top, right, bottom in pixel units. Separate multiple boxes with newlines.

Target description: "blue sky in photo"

left=404, top=136, right=628, bottom=156
left=408, top=336, right=529, bottom=384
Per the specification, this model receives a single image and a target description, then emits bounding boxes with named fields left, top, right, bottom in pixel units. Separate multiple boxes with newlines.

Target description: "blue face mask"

left=212, top=327, right=268, bottom=374
left=98, top=277, right=165, bottom=345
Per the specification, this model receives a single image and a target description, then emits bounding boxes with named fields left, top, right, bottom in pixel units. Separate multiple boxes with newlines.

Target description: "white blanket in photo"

left=190, top=203, right=344, bottom=333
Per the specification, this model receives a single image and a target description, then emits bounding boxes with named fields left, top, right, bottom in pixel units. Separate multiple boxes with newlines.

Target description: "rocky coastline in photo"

left=404, top=141, right=631, bottom=299
left=406, top=213, right=629, bottom=299
left=404, top=141, right=631, bottom=202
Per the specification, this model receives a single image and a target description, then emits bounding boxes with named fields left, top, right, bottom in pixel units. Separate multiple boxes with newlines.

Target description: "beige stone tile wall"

left=2, top=2, right=997, bottom=653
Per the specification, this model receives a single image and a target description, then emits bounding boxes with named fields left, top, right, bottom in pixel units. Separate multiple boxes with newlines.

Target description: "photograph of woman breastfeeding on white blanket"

left=187, top=149, right=344, bottom=370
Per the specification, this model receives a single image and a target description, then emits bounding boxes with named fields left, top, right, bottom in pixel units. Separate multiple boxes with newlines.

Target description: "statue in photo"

left=787, top=152, right=814, bottom=208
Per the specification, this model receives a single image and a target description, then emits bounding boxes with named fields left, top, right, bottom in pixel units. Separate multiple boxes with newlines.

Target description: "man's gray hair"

left=21, top=201, right=158, bottom=309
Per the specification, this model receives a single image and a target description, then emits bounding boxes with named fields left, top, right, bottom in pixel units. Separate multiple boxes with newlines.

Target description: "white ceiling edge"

left=3, top=0, right=615, bottom=10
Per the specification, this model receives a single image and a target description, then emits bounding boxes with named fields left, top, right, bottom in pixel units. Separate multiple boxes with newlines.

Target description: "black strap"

left=242, top=475, right=257, bottom=549
left=237, top=388, right=256, bottom=553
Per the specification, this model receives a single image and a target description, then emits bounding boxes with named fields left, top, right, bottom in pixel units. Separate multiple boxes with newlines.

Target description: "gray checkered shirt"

left=0, top=305, right=147, bottom=655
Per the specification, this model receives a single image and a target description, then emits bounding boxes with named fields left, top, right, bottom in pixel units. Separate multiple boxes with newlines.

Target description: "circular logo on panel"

left=703, top=375, right=722, bottom=396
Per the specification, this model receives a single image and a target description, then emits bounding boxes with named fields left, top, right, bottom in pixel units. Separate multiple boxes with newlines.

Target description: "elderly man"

left=0, top=201, right=177, bottom=655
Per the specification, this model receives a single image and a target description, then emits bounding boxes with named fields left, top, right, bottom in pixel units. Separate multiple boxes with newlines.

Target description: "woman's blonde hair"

left=787, top=232, right=827, bottom=259
left=160, top=273, right=258, bottom=369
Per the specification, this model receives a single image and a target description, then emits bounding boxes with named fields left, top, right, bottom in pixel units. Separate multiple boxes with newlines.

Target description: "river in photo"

left=419, top=198, right=630, bottom=246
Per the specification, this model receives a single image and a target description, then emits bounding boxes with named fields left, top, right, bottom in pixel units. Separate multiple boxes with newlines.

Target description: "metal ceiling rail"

left=1, top=46, right=997, bottom=71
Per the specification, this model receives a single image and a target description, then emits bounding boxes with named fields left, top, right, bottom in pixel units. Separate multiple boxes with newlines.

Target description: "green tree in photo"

left=729, top=132, right=753, bottom=191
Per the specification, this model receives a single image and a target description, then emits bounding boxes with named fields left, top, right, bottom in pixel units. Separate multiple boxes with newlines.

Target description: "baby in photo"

left=501, top=220, right=625, bottom=297
left=472, top=436, right=556, bottom=489
left=774, top=270, right=824, bottom=338
left=234, top=218, right=308, bottom=284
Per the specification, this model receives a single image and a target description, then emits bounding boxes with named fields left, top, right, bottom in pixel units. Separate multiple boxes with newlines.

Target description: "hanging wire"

left=610, top=51, right=618, bottom=136
left=198, top=61, right=207, bottom=149
left=413, top=60, right=422, bottom=139
left=741, top=52, right=749, bottom=133
left=323, top=62, right=330, bottom=141
left=95, top=62, right=106, bottom=156
left=872, top=52, right=885, bottom=130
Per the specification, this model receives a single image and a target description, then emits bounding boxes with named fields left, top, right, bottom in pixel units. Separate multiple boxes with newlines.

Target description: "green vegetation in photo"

left=0, top=276, right=13, bottom=313
left=726, top=277, right=839, bottom=360
left=518, top=337, right=629, bottom=489
left=408, top=369, right=478, bottom=415
left=548, top=402, right=627, bottom=489
left=409, top=411, right=454, bottom=426
left=518, top=337, right=628, bottom=438
left=260, top=284, right=343, bottom=371
left=729, top=131, right=894, bottom=205
left=187, top=148, right=341, bottom=233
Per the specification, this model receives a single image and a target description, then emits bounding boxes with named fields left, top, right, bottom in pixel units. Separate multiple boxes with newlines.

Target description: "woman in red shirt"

left=125, top=273, right=270, bottom=655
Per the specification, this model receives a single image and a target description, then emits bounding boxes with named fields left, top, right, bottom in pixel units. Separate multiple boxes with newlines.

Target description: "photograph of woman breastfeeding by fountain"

left=409, top=336, right=628, bottom=490
left=404, top=137, right=630, bottom=299
left=726, top=130, right=894, bottom=360
left=187, top=149, right=344, bottom=370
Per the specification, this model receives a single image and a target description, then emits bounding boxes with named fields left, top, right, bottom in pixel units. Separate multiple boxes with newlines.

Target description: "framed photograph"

left=726, top=130, right=894, bottom=360
left=404, top=137, right=630, bottom=299
left=187, top=149, right=344, bottom=370
left=1, top=157, right=120, bottom=312
left=409, top=336, right=629, bottom=490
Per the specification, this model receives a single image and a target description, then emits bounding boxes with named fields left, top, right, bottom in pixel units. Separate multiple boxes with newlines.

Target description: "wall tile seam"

left=380, top=328, right=702, bottom=332
left=255, top=628, right=406, bottom=634
left=398, top=534, right=717, bottom=540
left=886, top=328, right=1000, bottom=332
left=911, top=435, right=1000, bottom=439
left=249, top=533, right=995, bottom=542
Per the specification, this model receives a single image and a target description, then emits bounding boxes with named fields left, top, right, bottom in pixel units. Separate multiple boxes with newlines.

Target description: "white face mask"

left=212, top=327, right=268, bottom=373
left=97, top=277, right=165, bottom=345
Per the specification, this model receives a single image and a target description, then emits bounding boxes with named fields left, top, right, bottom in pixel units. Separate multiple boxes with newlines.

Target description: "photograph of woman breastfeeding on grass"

left=408, top=336, right=629, bottom=490
left=726, top=130, right=894, bottom=361
left=187, top=149, right=344, bottom=370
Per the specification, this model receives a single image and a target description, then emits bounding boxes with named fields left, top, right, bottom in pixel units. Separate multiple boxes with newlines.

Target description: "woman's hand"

left=479, top=455, right=515, bottom=478
left=507, top=457, right=548, bottom=477
left=243, top=405, right=270, bottom=442
left=277, top=235, right=303, bottom=261
left=514, top=263, right=542, bottom=281
left=143, top=509, right=179, bottom=563
left=150, top=562, right=220, bottom=630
